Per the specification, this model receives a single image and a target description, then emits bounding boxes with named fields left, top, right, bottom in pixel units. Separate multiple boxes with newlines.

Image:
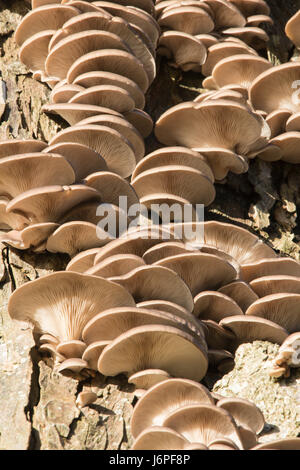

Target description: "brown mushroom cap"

left=193, top=148, right=248, bottom=180
left=250, top=63, right=300, bottom=114
left=56, top=339, right=86, bottom=358
left=285, top=10, right=300, bottom=48
left=66, top=248, right=101, bottom=273
left=132, top=426, right=189, bottom=450
left=86, top=254, right=145, bottom=278
left=163, top=404, right=244, bottom=449
left=49, top=124, right=136, bottom=177
left=84, top=170, right=138, bottom=207
left=246, top=14, right=273, bottom=27
left=50, top=83, right=84, bottom=103
left=202, top=41, right=257, bottom=77
left=82, top=340, right=110, bottom=370
left=0, top=139, right=47, bottom=157
left=158, top=6, right=214, bottom=35
left=131, top=378, right=214, bottom=438
left=193, top=291, right=243, bottom=322
left=8, top=271, right=135, bottom=341
left=76, top=391, right=98, bottom=408
left=218, top=281, right=259, bottom=311
left=98, top=324, right=208, bottom=381
left=266, top=109, right=292, bottom=138
left=19, top=30, right=54, bottom=73
left=154, top=252, right=237, bottom=296
left=128, top=369, right=171, bottom=391
left=6, top=184, right=100, bottom=225
left=270, top=132, right=300, bottom=163
left=217, top=397, right=265, bottom=434
left=220, top=315, right=289, bottom=348
left=0, top=222, right=59, bottom=251
left=67, top=49, right=149, bottom=93
left=142, top=241, right=192, bottom=264
left=15, top=5, right=79, bottom=46
left=212, top=54, right=272, bottom=90
left=109, top=264, right=194, bottom=310
left=250, top=275, right=300, bottom=297
left=221, top=27, right=268, bottom=50
left=158, top=31, right=207, bottom=72
left=57, top=358, right=88, bottom=374
left=69, top=85, right=135, bottom=114
left=252, top=438, right=300, bottom=450
left=155, top=100, right=266, bottom=157
left=241, top=257, right=300, bottom=282
left=245, top=293, right=300, bottom=332
left=228, top=0, right=270, bottom=17
left=42, top=103, right=121, bottom=126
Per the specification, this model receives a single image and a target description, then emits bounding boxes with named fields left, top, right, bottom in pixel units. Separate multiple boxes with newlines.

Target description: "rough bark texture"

left=0, top=0, right=300, bottom=450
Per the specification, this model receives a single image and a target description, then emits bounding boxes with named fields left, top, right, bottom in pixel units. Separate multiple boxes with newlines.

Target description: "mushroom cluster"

left=0, top=139, right=138, bottom=255
left=285, top=9, right=300, bottom=52
left=17, top=1, right=157, bottom=175
left=248, top=62, right=300, bottom=163
left=62, top=221, right=300, bottom=380
left=154, top=98, right=270, bottom=182
left=130, top=378, right=300, bottom=450
left=155, top=0, right=272, bottom=71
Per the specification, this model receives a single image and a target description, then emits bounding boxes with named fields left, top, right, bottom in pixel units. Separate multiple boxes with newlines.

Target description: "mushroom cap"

left=110, top=264, right=194, bottom=310
left=56, top=339, right=86, bottom=358
left=131, top=378, right=214, bottom=438
left=42, top=103, right=121, bottom=126
left=193, top=291, right=243, bottom=322
left=154, top=252, right=237, bottom=296
left=76, top=391, right=98, bottom=408
left=266, top=109, right=292, bottom=138
left=82, top=340, right=110, bottom=370
left=131, top=165, right=216, bottom=207
left=158, top=6, right=214, bottom=35
left=204, top=0, right=246, bottom=29
left=202, top=320, right=235, bottom=350
left=132, top=146, right=214, bottom=182
left=66, top=248, right=101, bottom=273
left=252, top=438, right=300, bottom=450
left=228, top=0, right=270, bottom=16
left=76, top=114, right=144, bottom=162
left=155, top=100, right=266, bottom=156
left=0, top=153, right=75, bottom=199
left=0, top=222, right=59, bottom=251
left=86, top=254, right=145, bottom=278
left=74, top=71, right=145, bottom=109
left=163, top=404, right=244, bottom=449
left=49, top=124, right=136, bottom=177
left=285, top=10, right=300, bottom=48
left=241, top=257, right=300, bottom=282
left=221, top=26, right=268, bottom=50
left=220, top=315, right=289, bottom=346
left=15, top=4, right=79, bottom=46
left=270, top=132, right=300, bottom=163
left=158, top=31, right=207, bottom=72
left=285, top=112, right=300, bottom=132
left=250, top=63, right=300, bottom=114
left=67, top=49, right=149, bottom=93
left=57, top=358, right=88, bottom=374
left=217, top=397, right=265, bottom=434
left=46, top=221, right=111, bottom=256
left=0, top=139, right=47, bottom=157
left=19, top=30, right=54, bottom=72
left=98, top=324, right=208, bottom=381
left=246, top=14, right=273, bottom=27
left=6, top=184, right=100, bottom=225
left=250, top=275, right=300, bottom=297
left=218, top=281, right=259, bottom=311
left=245, top=293, right=300, bottom=332
left=44, top=143, right=107, bottom=182
left=50, top=83, right=84, bottom=103
left=128, top=369, right=170, bottom=391
left=212, top=54, right=272, bottom=90
left=81, top=306, right=200, bottom=344
left=84, top=170, right=138, bottom=207
left=69, top=85, right=135, bottom=114
left=193, top=148, right=248, bottom=180
left=132, top=426, right=189, bottom=450
left=142, top=241, right=192, bottom=264
left=202, top=41, right=257, bottom=77
left=8, top=271, right=135, bottom=341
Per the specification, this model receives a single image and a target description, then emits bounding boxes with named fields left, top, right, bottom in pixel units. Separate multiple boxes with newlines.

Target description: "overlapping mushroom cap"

left=0, top=139, right=138, bottom=254
left=130, top=378, right=267, bottom=450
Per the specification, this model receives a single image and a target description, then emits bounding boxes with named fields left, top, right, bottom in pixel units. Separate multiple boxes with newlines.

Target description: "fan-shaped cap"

left=69, top=85, right=135, bottom=114
left=250, top=63, right=300, bottom=114
left=222, top=314, right=289, bottom=344
left=228, top=0, right=270, bottom=16
left=19, top=30, right=54, bottom=72
left=124, top=109, right=153, bottom=138
left=253, top=438, right=300, bottom=450
left=98, top=324, right=208, bottom=381
left=132, top=426, right=189, bottom=450
left=218, top=281, right=259, bottom=311
left=245, top=293, right=300, bottom=332
left=158, top=31, right=207, bottom=72
left=86, top=254, right=145, bottom=278
left=270, top=132, right=300, bottom=163
left=0, top=223, right=59, bottom=251
left=202, top=41, right=257, bottom=77
left=250, top=275, right=300, bottom=297
left=128, top=369, right=170, bottom=391
left=193, top=291, right=243, bottom=322
left=15, top=4, right=79, bottom=46
left=205, top=0, right=246, bottom=28
left=110, top=264, right=194, bottom=310
left=49, top=124, right=136, bottom=177
left=131, top=378, right=214, bottom=438
left=285, top=10, right=300, bottom=48
left=76, top=391, right=97, bottom=408
left=217, top=397, right=265, bottom=434
left=221, top=26, right=268, bottom=50
left=8, top=271, right=135, bottom=341
left=0, top=139, right=47, bottom=157
left=155, top=100, right=266, bottom=157
left=66, top=248, right=101, bottom=273
left=163, top=404, right=244, bottom=448
left=6, top=184, right=100, bottom=225
left=84, top=171, right=138, bottom=207
left=193, top=148, right=248, bottom=180
left=43, top=103, right=121, bottom=126
left=158, top=6, right=214, bottom=35
left=241, top=257, right=300, bottom=282
left=57, top=358, right=88, bottom=374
